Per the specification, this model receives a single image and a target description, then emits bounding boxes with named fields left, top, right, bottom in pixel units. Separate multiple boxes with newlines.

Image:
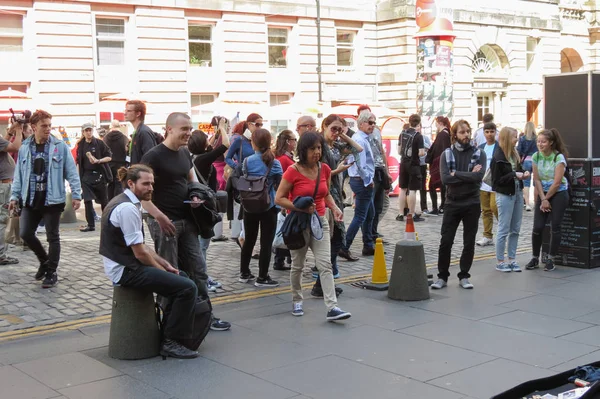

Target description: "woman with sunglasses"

left=310, top=115, right=364, bottom=297
left=272, top=130, right=297, bottom=271
left=225, top=113, right=263, bottom=169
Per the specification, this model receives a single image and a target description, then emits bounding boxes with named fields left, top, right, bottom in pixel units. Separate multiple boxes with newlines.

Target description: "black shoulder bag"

left=283, top=163, right=321, bottom=250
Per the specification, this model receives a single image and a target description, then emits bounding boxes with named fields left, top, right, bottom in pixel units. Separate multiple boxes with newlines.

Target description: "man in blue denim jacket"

left=10, top=110, right=82, bottom=288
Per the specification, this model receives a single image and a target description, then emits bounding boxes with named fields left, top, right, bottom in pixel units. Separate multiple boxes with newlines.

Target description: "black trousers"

left=532, top=190, right=569, bottom=258
left=420, top=165, right=428, bottom=211
left=430, top=185, right=446, bottom=211
left=118, top=266, right=197, bottom=341
left=372, top=168, right=386, bottom=236
left=82, top=171, right=108, bottom=228
left=107, top=164, right=125, bottom=202
left=20, top=204, right=64, bottom=271
left=241, top=207, right=277, bottom=279
left=437, top=201, right=481, bottom=281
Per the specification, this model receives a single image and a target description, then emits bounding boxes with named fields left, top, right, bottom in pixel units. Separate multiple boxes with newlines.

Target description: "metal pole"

left=316, top=0, right=323, bottom=102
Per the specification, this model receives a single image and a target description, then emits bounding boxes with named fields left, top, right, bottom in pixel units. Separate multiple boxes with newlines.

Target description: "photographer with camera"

left=0, top=118, right=25, bottom=265
left=10, top=110, right=82, bottom=288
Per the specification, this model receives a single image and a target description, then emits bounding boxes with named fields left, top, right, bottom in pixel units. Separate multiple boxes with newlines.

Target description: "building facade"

left=0, top=0, right=598, bottom=135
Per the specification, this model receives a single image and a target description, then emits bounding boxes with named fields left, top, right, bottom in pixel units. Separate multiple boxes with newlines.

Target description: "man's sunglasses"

left=330, top=126, right=343, bottom=133
left=367, top=121, right=376, bottom=126
left=250, top=122, right=263, bottom=128
left=297, top=124, right=315, bottom=129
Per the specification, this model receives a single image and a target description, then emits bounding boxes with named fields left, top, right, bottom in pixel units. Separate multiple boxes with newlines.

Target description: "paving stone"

left=0, top=365, right=58, bottom=399
left=14, top=352, right=121, bottom=390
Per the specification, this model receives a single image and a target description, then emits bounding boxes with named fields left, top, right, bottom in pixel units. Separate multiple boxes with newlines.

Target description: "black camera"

left=210, top=116, right=228, bottom=127
left=9, top=108, right=31, bottom=125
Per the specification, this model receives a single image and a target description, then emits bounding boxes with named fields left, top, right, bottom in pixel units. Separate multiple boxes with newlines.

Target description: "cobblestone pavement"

left=0, top=197, right=534, bottom=332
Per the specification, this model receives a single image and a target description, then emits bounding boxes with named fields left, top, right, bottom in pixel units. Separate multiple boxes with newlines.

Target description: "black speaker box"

left=544, top=72, right=600, bottom=158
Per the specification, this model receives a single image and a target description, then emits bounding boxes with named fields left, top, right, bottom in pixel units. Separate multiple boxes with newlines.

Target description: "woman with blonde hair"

left=517, top=121, right=538, bottom=211
left=491, top=127, right=529, bottom=272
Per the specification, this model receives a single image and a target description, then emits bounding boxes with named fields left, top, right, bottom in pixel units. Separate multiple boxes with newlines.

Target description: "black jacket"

left=440, top=144, right=486, bottom=205
left=187, top=182, right=222, bottom=239
left=130, top=123, right=156, bottom=164
left=491, top=148, right=524, bottom=196
left=76, top=136, right=113, bottom=181
left=103, top=130, right=128, bottom=167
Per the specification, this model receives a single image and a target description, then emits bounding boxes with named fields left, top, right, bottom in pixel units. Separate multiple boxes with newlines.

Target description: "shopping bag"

left=272, top=211, right=287, bottom=249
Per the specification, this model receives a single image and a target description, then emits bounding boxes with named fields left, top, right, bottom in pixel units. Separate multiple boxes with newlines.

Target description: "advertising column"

left=415, top=0, right=455, bottom=138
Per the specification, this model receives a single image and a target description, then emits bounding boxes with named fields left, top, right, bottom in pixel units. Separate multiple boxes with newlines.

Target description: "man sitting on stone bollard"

left=100, top=164, right=199, bottom=359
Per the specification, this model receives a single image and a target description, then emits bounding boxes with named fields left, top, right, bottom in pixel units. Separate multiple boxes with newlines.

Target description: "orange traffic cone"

left=405, top=214, right=416, bottom=240
left=364, top=238, right=389, bottom=291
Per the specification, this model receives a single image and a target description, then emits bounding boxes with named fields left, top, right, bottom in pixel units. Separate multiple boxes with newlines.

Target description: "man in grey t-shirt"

left=0, top=122, right=24, bottom=265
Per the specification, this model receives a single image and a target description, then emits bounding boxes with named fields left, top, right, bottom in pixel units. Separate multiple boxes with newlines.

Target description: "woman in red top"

left=272, top=130, right=297, bottom=271
left=275, top=132, right=351, bottom=321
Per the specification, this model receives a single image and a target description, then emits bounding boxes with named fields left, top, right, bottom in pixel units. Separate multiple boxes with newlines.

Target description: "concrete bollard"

left=60, top=191, right=78, bottom=224
left=108, top=286, right=161, bottom=360
left=388, top=240, right=430, bottom=301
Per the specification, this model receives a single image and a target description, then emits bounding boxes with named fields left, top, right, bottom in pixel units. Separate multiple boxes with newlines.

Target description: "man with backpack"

left=396, top=114, right=425, bottom=222
left=100, top=164, right=199, bottom=359
left=141, top=112, right=230, bottom=332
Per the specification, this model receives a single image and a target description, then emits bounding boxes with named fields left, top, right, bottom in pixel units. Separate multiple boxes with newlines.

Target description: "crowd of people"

left=0, top=104, right=572, bottom=359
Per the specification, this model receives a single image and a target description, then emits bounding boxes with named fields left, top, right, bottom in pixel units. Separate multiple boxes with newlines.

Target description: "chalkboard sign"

left=568, top=159, right=591, bottom=188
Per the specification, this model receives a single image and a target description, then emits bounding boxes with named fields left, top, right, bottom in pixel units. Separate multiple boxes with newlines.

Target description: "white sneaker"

left=525, top=205, right=532, bottom=212
left=430, top=279, right=447, bottom=289
left=459, top=278, right=474, bottom=289
left=476, top=237, right=494, bottom=246
left=292, top=302, right=304, bottom=317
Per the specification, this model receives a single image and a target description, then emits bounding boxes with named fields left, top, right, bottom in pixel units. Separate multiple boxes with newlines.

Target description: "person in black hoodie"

left=431, top=120, right=486, bottom=290
left=125, top=100, right=156, bottom=164
left=103, top=120, right=129, bottom=201
left=491, top=127, right=528, bottom=273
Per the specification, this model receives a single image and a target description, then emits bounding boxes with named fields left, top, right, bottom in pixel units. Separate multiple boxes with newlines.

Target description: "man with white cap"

left=77, top=122, right=112, bottom=232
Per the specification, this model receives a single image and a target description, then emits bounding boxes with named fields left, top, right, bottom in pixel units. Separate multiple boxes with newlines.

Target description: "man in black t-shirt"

left=141, top=112, right=230, bottom=332
left=397, top=114, right=425, bottom=222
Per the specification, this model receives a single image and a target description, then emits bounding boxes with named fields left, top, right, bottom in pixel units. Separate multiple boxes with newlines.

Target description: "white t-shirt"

left=102, top=189, right=145, bottom=284
left=480, top=143, right=497, bottom=192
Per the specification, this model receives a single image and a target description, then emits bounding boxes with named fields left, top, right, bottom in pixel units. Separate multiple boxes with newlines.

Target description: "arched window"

left=471, top=44, right=509, bottom=76
left=561, top=48, right=583, bottom=73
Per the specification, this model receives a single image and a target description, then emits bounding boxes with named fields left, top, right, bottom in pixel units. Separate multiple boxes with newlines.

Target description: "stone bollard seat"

left=108, top=285, right=161, bottom=360
left=388, top=240, right=430, bottom=301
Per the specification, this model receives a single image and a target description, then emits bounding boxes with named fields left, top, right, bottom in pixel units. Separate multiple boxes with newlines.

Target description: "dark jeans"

left=20, top=204, right=64, bottom=271
left=107, top=164, right=125, bottom=202
left=372, top=168, right=386, bottom=237
left=147, top=217, right=209, bottom=298
left=437, top=201, right=481, bottom=281
left=430, top=185, right=446, bottom=211
left=532, top=190, right=569, bottom=258
left=274, top=248, right=291, bottom=267
left=119, top=266, right=197, bottom=341
left=344, top=177, right=375, bottom=250
left=420, top=165, right=428, bottom=211
left=241, top=207, right=277, bottom=279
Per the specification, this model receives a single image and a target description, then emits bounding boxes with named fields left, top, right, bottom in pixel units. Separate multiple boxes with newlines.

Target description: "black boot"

left=160, top=339, right=198, bottom=359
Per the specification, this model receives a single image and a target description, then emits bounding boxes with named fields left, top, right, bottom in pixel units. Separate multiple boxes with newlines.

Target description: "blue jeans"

left=495, top=188, right=524, bottom=261
left=344, top=178, right=375, bottom=250
left=522, top=160, right=533, bottom=187
left=198, top=236, right=210, bottom=272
